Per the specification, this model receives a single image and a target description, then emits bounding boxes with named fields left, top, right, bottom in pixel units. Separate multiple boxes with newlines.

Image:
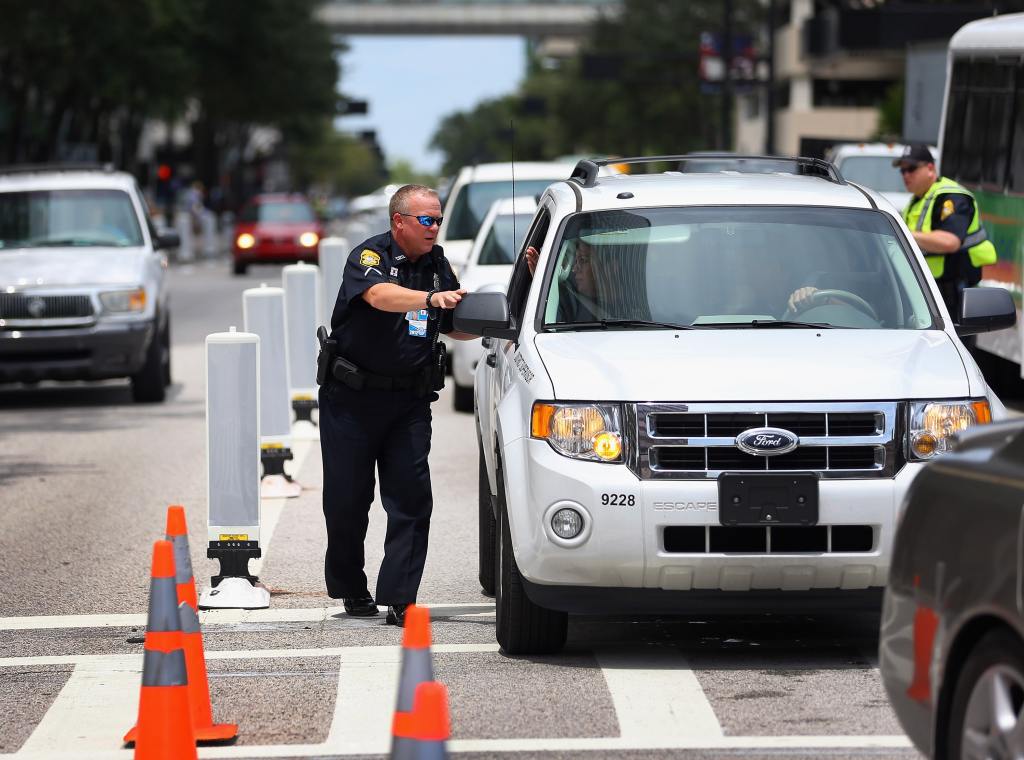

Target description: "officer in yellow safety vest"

left=894, top=143, right=997, bottom=322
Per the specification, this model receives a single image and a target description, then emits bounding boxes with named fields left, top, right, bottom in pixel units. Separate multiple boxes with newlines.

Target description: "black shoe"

left=385, top=604, right=409, bottom=627
left=343, top=595, right=378, bottom=617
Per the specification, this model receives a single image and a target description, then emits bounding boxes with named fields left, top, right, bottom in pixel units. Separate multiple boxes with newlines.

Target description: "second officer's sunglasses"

left=398, top=213, right=444, bottom=228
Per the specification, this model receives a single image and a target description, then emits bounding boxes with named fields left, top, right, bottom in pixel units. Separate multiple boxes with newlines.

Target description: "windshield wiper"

left=547, top=318, right=702, bottom=332
left=699, top=319, right=834, bottom=329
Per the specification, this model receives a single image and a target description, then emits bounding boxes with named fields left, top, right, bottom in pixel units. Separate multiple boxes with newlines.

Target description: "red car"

left=232, top=194, right=323, bottom=275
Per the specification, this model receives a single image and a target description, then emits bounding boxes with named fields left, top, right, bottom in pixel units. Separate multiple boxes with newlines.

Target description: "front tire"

left=494, top=458, right=567, bottom=655
left=478, top=439, right=496, bottom=595
left=232, top=260, right=247, bottom=276
left=131, top=317, right=169, bottom=403
left=946, top=628, right=1024, bottom=760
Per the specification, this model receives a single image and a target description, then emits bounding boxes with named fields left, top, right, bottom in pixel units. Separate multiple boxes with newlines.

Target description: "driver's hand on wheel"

left=787, top=286, right=819, bottom=313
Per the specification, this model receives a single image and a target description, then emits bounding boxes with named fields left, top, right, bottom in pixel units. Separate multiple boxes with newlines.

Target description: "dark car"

left=231, top=194, right=323, bottom=275
left=880, top=418, right=1024, bottom=760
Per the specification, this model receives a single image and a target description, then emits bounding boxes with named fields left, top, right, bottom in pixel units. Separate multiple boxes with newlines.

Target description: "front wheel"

left=494, top=459, right=567, bottom=655
left=945, top=627, right=1024, bottom=760
left=453, top=382, right=474, bottom=413
left=131, top=317, right=169, bottom=403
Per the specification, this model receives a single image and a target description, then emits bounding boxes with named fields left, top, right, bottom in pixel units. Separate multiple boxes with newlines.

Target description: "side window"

left=506, top=207, right=551, bottom=330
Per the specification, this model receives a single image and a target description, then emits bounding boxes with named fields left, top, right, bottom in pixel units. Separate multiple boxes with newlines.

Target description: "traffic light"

left=340, top=100, right=369, bottom=116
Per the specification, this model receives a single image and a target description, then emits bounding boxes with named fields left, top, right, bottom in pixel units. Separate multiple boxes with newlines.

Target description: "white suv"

left=0, top=165, right=176, bottom=401
left=455, top=155, right=1014, bottom=654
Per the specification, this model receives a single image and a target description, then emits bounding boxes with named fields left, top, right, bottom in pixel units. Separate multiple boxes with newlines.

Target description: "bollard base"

left=261, top=445, right=294, bottom=479
left=292, top=397, right=318, bottom=424
left=198, top=577, right=270, bottom=610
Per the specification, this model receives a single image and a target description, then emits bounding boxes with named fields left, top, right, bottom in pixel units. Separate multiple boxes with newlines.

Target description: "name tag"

left=405, top=309, right=429, bottom=337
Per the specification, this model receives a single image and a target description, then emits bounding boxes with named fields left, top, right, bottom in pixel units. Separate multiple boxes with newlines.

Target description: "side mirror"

left=957, top=287, right=1016, bottom=336
left=454, top=292, right=516, bottom=340
left=155, top=230, right=181, bottom=250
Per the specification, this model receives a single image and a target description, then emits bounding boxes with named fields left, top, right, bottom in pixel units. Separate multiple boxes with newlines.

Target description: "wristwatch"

left=425, top=289, right=439, bottom=310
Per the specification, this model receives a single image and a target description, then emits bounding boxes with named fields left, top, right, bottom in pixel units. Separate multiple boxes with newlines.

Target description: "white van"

left=456, top=155, right=1014, bottom=654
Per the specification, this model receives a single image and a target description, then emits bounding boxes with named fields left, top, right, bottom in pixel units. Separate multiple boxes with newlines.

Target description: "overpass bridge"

left=317, top=0, right=620, bottom=37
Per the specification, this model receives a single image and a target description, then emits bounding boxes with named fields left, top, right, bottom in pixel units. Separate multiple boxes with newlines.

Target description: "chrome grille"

left=630, top=402, right=899, bottom=480
left=0, top=292, right=94, bottom=325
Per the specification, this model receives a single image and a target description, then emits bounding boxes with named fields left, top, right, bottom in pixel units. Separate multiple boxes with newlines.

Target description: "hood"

left=0, top=247, right=147, bottom=288
left=238, top=221, right=321, bottom=234
left=534, top=329, right=969, bottom=401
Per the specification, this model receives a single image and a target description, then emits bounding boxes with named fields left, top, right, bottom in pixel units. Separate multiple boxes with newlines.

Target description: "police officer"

left=319, top=184, right=470, bottom=627
left=894, top=143, right=997, bottom=321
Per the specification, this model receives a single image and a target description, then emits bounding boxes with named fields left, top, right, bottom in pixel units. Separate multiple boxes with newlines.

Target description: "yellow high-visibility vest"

left=902, top=177, right=997, bottom=279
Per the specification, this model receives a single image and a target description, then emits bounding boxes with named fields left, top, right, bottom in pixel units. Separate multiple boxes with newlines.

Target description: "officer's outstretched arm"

left=363, top=283, right=466, bottom=313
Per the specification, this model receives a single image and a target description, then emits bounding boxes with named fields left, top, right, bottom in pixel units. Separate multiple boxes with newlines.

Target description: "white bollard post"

left=175, top=210, right=195, bottom=263
left=318, top=236, right=349, bottom=327
left=243, top=284, right=301, bottom=499
left=201, top=210, right=218, bottom=258
left=198, top=327, right=270, bottom=610
left=283, top=262, right=320, bottom=433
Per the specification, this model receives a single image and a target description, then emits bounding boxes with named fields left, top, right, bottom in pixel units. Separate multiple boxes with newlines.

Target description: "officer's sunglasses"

left=398, top=213, right=444, bottom=228
left=898, top=163, right=922, bottom=175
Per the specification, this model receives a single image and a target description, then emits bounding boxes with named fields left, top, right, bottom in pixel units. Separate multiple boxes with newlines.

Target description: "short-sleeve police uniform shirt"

left=926, top=193, right=974, bottom=282
left=329, top=231, right=460, bottom=377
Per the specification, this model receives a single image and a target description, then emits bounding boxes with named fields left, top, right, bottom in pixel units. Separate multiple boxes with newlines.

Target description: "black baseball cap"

left=892, top=143, right=935, bottom=167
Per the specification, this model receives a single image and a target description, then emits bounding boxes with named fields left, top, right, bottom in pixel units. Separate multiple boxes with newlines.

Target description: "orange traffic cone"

left=390, top=682, right=451, bottom=760
left=395, top=605, right=434, bottom=714
left=166, top=505, right=237, bottom=743
left=126, top=540, right=197, bottom=759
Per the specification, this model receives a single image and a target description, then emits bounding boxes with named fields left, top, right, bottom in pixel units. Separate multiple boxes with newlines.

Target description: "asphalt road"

left=0, top=257, right=922, bottom=759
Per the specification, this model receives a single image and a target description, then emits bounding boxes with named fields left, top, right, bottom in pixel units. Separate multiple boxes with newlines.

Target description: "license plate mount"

left=718, top=473, right=819, bottom=526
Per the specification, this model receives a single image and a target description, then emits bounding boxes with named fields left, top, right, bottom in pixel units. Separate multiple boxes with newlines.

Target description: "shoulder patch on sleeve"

left=359, top=250, right=381, bottom=267
left=940, top=198, right=955, bottom=221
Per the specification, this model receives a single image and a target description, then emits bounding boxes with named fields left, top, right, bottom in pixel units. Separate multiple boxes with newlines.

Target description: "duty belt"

left=330, top=354, right=428, bottom=392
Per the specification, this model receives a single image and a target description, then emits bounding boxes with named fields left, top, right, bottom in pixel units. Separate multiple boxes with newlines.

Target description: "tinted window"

left=541, top=207, right=933, bottom=331
left=446, top=179, right=560, bottom=240
left=240, top=201, right=315, bottom=223
left=1011, top=63, right=1024, bottom=194
left=0, top=189, right=144, bottom=249
left=477, top=212, right=534, bottom=265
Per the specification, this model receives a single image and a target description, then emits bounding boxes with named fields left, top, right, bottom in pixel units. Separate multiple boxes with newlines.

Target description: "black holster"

left=316, top=326, right=336, bottom=386
left=431, top=342, right=447, bottom=391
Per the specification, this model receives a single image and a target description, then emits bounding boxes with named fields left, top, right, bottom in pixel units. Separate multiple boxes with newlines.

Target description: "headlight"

left=298, top=231, right=319, bottom=248
left=236, top=233, right=256, bottom=249
left=99, top=287, right=146, bottom=313
left=907, top=399, right=992, bottom=460
left=531, top=402, right=623, bottom=462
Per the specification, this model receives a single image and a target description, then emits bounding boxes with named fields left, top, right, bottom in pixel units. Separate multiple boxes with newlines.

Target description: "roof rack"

left=568, top=154, right=846, bottom=188
left=0, top=162, right=117, bottom=176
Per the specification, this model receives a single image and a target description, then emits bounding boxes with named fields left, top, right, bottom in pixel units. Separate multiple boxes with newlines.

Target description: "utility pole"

left=765, top=0, right=776, bottom=155
left=721, top=0, right=734, bottom=151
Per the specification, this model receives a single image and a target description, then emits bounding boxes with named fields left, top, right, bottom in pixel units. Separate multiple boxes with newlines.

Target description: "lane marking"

left=597, top=648, right=723, bottom=740
left=323, top=645, right=401, bottom=755
left=5, top=734, right=915, bottom=759
left=0, top=602, right=494, bottom=631
left=18, top=655, right=139, bottom=754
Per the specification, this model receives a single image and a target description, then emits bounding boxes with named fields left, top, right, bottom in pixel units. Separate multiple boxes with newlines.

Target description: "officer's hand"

left=525, top=245, right=539, bottom=276
left=431, top=289, right=467, bottom=309
left=787, top=286, right=818, bottom=313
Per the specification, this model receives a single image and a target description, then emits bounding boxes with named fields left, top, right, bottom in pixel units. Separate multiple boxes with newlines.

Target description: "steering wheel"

left=786, top=288, right=879, bottom=322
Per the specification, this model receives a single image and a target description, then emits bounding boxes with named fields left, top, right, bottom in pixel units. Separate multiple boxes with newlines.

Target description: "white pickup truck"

left=454, top=154, right=1015, bottom=655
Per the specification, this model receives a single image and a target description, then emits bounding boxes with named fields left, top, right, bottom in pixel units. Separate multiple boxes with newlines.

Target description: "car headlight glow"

left=99, top=287, right=146, bottom=313
left=236, top=233, right=256, bottom=249
left=531, top=402, right=623, bottom=462
left=298, top=231, right=319, bottom=248
left=907, top=399, right=992, bottom=460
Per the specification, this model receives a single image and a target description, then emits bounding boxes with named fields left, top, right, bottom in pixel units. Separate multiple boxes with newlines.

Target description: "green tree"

left=389, top=159, right=438, bottom=187
left=289, top=124, right=383, bottom=197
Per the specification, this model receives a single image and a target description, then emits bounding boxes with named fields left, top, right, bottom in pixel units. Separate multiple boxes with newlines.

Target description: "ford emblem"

left=736, top=427, right=799, bottom=456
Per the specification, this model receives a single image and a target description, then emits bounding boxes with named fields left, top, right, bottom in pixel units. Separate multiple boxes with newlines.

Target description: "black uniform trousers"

left=319, top=381, right=433, bottom=605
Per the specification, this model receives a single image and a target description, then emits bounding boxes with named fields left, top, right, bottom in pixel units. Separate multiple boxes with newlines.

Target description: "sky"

left=336, top=36, right=527, bottom=176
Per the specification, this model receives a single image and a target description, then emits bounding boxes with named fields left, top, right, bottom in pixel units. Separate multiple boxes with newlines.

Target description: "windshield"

left=241, top=201, right=316, bottom=223
left=542, top=206, right=934, bottom=331
left=477, top=212, right=534, bottom=265
left=446, top=179, right=559, bottom=240
left=836, top=156, right=906, bottom=194
left=0, top=189, right=144, bottom=249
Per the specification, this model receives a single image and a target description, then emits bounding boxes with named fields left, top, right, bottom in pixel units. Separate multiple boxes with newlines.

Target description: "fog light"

left=912, top=432, right=938, bottom=458
left=551, top=508, right=583, bottom=539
